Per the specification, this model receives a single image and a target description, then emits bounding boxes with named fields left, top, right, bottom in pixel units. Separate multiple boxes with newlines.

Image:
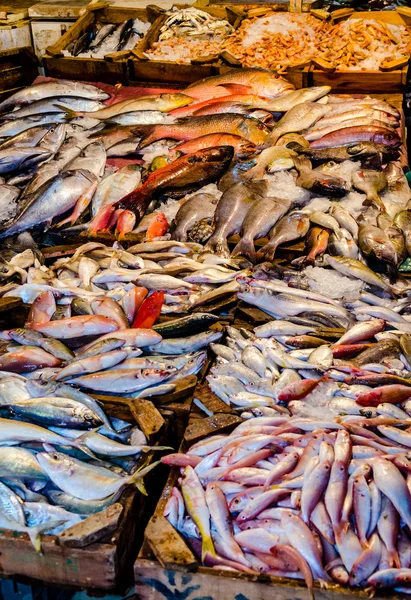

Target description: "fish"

left=306, top=118, right=397, bottom=142
left=352, top=170, right=387, bottom=210
left=37, top=450, right=159, bottom=500
left=310, top=126, right=401, bottom=149
left=251, top=86, right=331, bottom=112
left=358, top=223, right=397, bottom=277
left=0, top=169, right=97, bottom=238
left=294, top=156, right=349, bottom=197
left=269, top=102, right=331, bottom=145
left=172, top=193, right=218, bottom=242
left=4, top=396, right=103, bottom=428
left=135, top=115, right=270, bottom=148
left=8, top=328, right=74, bottom=361
left=184, top=68, right=294, bottom=101
left=243, top=147, right=297, bottom=179
left=153, top=313, right=219, bottom=338
left=394, top=210, right=411, bottom=256
left=0, top=147, right=52, bottom=175
left=66, top=367, right=175, bottom=393
left=174, top=134, right=256, bottom=158
left=293, top=142, right=391, bottom=166
left=91, top=147, right=234, bottom=228
left=145, top=213, right=169, bottom=241
left=28, top=315, right=119, bottom=339
left=303, top=227, right=329, bottom=267
left=132, top=291, right=164, bottom=328
left=66, top=94, right=193, bottom=120
left=257, top=211, right=310, bottom=262
left=231, top=196, right=291, bottom=263
left=89, top=23, right=117, bottom=50
left=325, top=255, right=392, bottom=294
left=204, top=181, right=268, bottom=257
left=0, top=80, right=109, bottom=112
left=106, top=111, right=170, bottom=126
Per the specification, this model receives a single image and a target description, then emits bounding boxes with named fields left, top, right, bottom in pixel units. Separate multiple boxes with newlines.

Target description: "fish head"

left=374, top=131, right=401, bottom=148
left=37, top=450, right=74, bottom=476
left=252, top=72, right=295, bottom=98
left=160, top=93, right=194, bottom=110
left=75, top=406, right=103, bottom=428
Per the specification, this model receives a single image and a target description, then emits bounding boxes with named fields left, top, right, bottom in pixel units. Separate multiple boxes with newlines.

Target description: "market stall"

left=0, top=1, right=411, bottom=597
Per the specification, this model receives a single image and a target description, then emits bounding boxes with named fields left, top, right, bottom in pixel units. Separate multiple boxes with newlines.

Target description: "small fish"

left=145, top=213, right=168, bottom=241
left=257, top=211, right=310, bottom=262
left=231, top=196, right=291, bottom=263
left=294, top=157, right=348, bottom=197
left=303, top=227, right=329, bottom=267
left=172, top=193, right=218, bottom=242
left=353, top=170, right=387, bottom=210
left=310, top=126, right=400, bottom=150
left=132, top=291, right=164, bottom=328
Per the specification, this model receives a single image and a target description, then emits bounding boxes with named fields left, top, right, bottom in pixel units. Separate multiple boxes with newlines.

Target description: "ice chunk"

left=304, top=265, right=364, bottom=300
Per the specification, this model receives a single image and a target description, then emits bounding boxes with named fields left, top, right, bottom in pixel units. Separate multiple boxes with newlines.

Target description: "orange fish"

left=122, top=286, right=148, bottom=324
left=115, top=210, right=136, bottom=238
left=145, top=213, right=169, bottom=241
left=170, top=95, right=269, bottom=118
left=132, top=291, right=164, bottom=328
left=174, top=134, right=256, bottom=158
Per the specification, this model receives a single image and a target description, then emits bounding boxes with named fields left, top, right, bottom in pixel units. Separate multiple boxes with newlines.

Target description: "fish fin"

left=204, top=235, right=230, bottom=258
left=201, top=535, right=216, bottom=562
left=54, top=105, right=80, bottom=120
left=388, top=549, right=401, bottom=569
left=302, top=254, right=315, bottom=268
left=231, top=237, right=256, bottom=263
left=26, top=519, right=65, bottom=553
left=217, top=84, right=253, bottom=95
left=256, top=243, right=277, bottom=263
left=141, top=445, right=173, bottom=453
left=128, top=459, right=161, bottom=493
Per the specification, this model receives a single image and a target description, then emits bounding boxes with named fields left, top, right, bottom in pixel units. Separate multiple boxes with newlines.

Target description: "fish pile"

left=223, top=13, right=411, bottom=71
left=0, top=241, right=251, bottom=316
left=316, top=18, right=411, bottom=70
left=163, top=415, right=411, bottom=594
left=0, top=374, right=162, bottom=551
left=222, top=12, right=323, bottom=71
left=66, top=18, right=150, bottom=58
left=144, top=8, right=234, bottom=64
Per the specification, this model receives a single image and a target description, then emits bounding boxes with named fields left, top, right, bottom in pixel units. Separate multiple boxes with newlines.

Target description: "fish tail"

left=256, top=243, right=277, bottom=263
left=133, top=126, right=157, bottom=148
left=231, top=237, right=256, bottom=263
left=128, top=459, right=162, bottom=495
left=388, top=548, right=401, bottom=569
left=54, top=105, right=81, bottom=120
left=26, top=519, right=65, bottom=553
left=201, top=535, right=216, bottom=562
left=204, top=235, right=230, bottom=258
left=302, top=253, right=315, bottom=268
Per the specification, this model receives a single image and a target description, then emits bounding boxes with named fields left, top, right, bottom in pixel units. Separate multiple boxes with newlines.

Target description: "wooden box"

left=0, top=46, right=38, bottom=103
left=0, top=396, right=171, bottom=591
left=130, top=5, right=241, bottom=86
left=309, top=9, right=411, bottom=93
left=43, top=5, right=149, bottom=85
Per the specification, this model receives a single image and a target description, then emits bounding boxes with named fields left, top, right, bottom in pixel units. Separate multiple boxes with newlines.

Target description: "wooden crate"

left=0, top=46, right=38, bottom=102
left=134, top=388, right=396, bottom=600
left=0, top=396, right=171, bottom=591
left=130, top=5, right=243, bottom=86
left=309, top=9, right=411, bottom=93
left=43, top=5, right=149, bottom=85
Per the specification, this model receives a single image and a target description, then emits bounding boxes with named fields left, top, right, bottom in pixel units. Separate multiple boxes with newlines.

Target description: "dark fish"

left=354, top=338, right=401, bottom=366
left=153, top=313, right=219, bottom=338
left=117, top=19, right=134, bottom=51
left=73, top=29, right=95, bottom=56
left=293, top=156, right=349, bottom=197
left=290, top=141, right=390, bottom=165
left=95, top=147, right=234, bottom=226
left=358, top=222, right=398, bottom=280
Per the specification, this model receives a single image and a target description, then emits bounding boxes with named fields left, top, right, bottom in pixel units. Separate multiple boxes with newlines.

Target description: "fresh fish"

left=6, top=396, right=103, bottom=428
left=184, top=68, right=294, bottom=101
left=252, top=86, right=330, bottom=112
left=37, top=450, right=159, bottom=500
left=353, top=170, right=387, bottom=210
left=0, top=169, right=98, bottom=238
left=172, top=193, right=218, bottom=242
left=294, top=157, right=348, bottom=197
left=310, top=126, right=401, bottom=150
left=326, top=255, right=392, bottom=294
left=269, top=102, right=331, bottom=145
left=231, top=196, right=291, bottom=263
left=204, top=181, right=267, bottom=257
left=70, top=94, right=193, bottom=120
left=135, top=115, right=270, bottom=148
left=174, top=134, right=256, bottom=158
left=257, top=212, right=310, bottom=262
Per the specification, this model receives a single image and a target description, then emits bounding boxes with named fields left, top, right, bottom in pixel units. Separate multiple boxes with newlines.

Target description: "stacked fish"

left=163, top=415, right=411, bottom=594
left=66, top=18, right=150, bottom=57
left=0, top=241, right=249, bottom=316
left=206, top=265, right=411, bottom=416
left=0, top=377, right=162, bottom=551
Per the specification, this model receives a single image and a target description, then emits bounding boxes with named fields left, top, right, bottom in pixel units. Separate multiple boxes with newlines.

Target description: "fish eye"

left=84, top=413, right=93, bottom=420
left=52, top=453, right=59, bottom=460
